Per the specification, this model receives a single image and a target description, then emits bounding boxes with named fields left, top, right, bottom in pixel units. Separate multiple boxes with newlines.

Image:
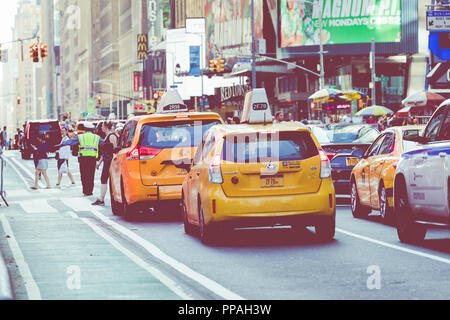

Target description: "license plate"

left=346, top=157, right=360, bottom=167
left=261, top=175, right=284, bottom=188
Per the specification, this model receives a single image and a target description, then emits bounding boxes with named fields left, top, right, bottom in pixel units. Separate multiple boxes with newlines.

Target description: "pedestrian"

left=56, top=127, right=76, bottom=187
left=275, top=111, right=284, bottom=123
left=30, top=134, right=51, bottom=190
left=58, top=122, right=104, bottom=196
left=92, top=122, right=119, bottom=206
left=0, top=127, right=7, bottom=151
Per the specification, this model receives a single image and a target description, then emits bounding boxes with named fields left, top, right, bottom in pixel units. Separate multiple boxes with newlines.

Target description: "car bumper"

left=203, top=180, right=336, bottom=227
left=127, top=184, right=183, bottom=205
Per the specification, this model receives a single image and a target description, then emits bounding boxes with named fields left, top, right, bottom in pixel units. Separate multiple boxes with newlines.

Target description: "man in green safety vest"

left=59, top=122, right=104, bottom=196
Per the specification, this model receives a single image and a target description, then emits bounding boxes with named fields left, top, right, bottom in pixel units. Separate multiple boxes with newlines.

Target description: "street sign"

left=376, top=76, right=389, bottom=82
left=189, top=46, right=201, bottom=76
left=427, top=10, right=450, bottom=31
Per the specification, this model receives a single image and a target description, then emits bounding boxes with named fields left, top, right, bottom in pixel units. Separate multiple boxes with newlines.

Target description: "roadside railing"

left=0, top=154, right=8, bottom=207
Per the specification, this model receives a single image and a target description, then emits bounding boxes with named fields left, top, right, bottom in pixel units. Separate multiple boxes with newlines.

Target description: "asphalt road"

left=0, top=150, right=449, bottom=300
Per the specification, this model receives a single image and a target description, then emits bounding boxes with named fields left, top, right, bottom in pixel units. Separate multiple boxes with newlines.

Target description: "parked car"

left=109, top=90, right=224, bottom=221
left=309, top=124, right=380, bottom=194
left=393, top=100, right=450, bottom=243
left=20, top=120, right=62, bottom=160
left=349, top=126, right=424, bottom=223
left=181, top=89, right=336, bottom=244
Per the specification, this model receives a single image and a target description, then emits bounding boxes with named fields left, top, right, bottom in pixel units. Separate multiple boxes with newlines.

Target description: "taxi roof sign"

left=156, top=89, right=189, bottom=113
left=240, top=88, right=274, bottom=124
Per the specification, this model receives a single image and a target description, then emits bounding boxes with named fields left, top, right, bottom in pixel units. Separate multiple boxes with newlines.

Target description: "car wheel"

left=379, top=183, right=393, bottom=224
left=182, top=196, right=194, bottom=235
left=350, top=180, right=370, bottom=218
left=121, top=179, right=134, bottom=221
left=109, top=179, right=122, bottom=216
left=315, top=215, right=335, bottom=242
left=198, top=202, right=216, bottom=244
left=395, top=179, right=426, bottom=244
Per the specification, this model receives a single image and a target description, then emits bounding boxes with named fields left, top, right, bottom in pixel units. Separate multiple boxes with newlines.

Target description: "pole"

left=371, top=38, right=376, bottom=106
left=251, top=0, right=256, bottom=89
left=319, top=1, right=324, bottom=90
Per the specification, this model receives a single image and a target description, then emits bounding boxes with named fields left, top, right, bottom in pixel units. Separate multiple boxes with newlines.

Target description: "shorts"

left=101, top=157, right=112, bottom=184
left=37, top=159, right=48, bottom=170
left=57, top=159, right=69, bottom=171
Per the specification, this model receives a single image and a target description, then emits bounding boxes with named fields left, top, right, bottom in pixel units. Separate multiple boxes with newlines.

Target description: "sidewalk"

left=0, top=249, right=13, bottom=300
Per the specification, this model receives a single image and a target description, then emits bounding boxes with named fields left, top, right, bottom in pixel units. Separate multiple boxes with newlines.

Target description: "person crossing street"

left=58, top=122, right=104, bottom=196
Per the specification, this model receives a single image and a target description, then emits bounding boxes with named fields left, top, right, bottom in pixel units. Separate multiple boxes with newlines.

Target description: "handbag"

left=59, top=161, right=68, bottom=174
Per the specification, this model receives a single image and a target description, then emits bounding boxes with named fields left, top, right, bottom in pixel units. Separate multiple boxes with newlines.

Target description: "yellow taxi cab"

left=181, top=89, right=336, bottom=244
left=350, top=125, right=425, bottom=223
left=109, top=89, right=223, bottom=220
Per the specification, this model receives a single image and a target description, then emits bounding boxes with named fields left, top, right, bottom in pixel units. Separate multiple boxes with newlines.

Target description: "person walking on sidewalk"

left=30, top=134, right=51, bottom=190
left=92, top=122, right=119, bottom=206
left=58, top=122, right=104, bottom=196
left=56, top=127, right=76, bottom=187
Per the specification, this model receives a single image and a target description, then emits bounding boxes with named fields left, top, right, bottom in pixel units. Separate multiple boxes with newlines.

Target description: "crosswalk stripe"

left=60, top=197, right=95, bottom=212
left=19, top=199, right=58, bottom=214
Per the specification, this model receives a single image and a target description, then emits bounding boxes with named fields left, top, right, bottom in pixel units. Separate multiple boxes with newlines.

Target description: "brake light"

left=208, top=154, right=223, bottom=184
left=127, top=146, right=162, bottom=160
left=319, top=149, right=331, bottom=179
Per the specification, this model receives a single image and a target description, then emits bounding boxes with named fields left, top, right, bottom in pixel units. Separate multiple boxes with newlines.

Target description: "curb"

left=0, top=250, right=13, bottom=300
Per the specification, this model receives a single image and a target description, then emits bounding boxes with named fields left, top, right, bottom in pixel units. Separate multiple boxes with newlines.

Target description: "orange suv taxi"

left=109, top=90, right=223, bottom=220
left=181, top=89, right=336, bottom=244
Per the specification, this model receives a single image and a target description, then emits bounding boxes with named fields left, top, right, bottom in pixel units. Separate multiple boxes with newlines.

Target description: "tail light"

left=127, top=146, right=162, bottom=160
left=326, top=152, right=336, bottom=161
left=208, top=154, right=223, bottom=184
left=319, top=149, right=331, bottom=179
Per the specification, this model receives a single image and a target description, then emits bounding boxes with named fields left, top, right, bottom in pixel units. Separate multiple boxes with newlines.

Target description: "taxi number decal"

left=283, top=161, right=300, bottom=169
left=163, top=104, right=185, bottom=111
left=252, top=103, right=268, bottom=111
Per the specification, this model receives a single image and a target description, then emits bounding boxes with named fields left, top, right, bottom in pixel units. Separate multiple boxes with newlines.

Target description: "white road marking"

left=336, top=228, right=450, bottom=265
left=90, top=208, right=245, bottom=300
left=80, top=217, right=193, bottom=300
left=19, top=199, right=57, bottom=214
left=60, top=197, right=95, bottom=212
left=0, top=215, right=42, bottom=300
left=6, top=156, right=45, bottom=188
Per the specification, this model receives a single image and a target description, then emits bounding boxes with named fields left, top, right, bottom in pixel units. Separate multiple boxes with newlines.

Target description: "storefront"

left=210, top=83, right=250, bottom=122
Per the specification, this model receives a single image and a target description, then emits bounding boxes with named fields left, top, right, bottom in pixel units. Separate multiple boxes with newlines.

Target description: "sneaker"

left=92, top=200, right=105, bottom=206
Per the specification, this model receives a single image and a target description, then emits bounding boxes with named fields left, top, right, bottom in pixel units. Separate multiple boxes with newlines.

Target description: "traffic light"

left=29, top=44, right=39, bottom=63
left=96, top=96, right=102, bottom=105
left=217, top=59, right=225, bottom=72
left=40, top=43, right=48, bottom=60
left=209, top=59, right=218, bottom=73
left=17, top=96, right=21, bottom=105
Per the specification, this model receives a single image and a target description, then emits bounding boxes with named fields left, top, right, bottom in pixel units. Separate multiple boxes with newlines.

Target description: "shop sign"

left=220, top=84, right=249, bottom=102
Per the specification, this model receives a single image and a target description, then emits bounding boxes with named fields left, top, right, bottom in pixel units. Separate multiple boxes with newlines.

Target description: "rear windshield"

left=29, top=122, right=60, bottom=134
left=139, top=119, right=221, bottom=149
left=222, top=131, right=319, bottom=163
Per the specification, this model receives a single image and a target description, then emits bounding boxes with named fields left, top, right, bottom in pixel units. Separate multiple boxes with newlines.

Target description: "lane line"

left=80, top=217, right=193, bottom=300
left=0, top=215, right=42, bottom=300
left=336, top=228, right=450, bottom=265
left=6, top=156, right=45, bottom=188
left=90, top=208, right=245, bottom=300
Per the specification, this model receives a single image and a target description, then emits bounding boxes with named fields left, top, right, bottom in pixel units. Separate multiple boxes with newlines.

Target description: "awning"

left=397, top=106, right=411, bottom=117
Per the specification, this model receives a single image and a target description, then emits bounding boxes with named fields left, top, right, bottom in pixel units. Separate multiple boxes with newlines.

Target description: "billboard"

left=205, top=0, right=264, bottom=60
left=280, top=0, right=402, bottom=48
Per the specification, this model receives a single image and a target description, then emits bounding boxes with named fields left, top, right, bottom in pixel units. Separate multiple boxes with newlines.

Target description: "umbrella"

left=341, top=89, right=367, bottom=101
left=402, top=91, right=446, bottom=108
left=308, top=88, right=343, bottom=103
left=355, top=105, right=394, bottom=117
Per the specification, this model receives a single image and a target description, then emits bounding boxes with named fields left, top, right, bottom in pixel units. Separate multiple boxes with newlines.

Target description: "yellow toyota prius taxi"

left=350, top=125, right=424, bottom=223
left=181, top=89, right=336, bottom=244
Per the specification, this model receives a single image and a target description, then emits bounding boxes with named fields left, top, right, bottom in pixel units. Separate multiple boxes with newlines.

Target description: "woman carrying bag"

left=56, top=127, right=76, bottom=187
left=31, top=134, right=51, bottom=190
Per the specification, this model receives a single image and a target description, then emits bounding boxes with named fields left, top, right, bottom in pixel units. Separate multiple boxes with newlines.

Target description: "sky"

left=0, top=1, right=18, bottom=46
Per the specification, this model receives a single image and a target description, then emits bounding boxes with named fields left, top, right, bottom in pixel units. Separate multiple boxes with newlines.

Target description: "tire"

left=182, top=196, right=194, bottom=235
left=350, top=179, right=370, bottom=218
left=395, top=178, right=426, bottom=244
left=379, top=183, right=393, bottom=224
left=121, top=179, right=135, bottom=221
left=198, top=202, right=216, bottom=244
left=315, top=215, right=336, bottom=242
left=109, top=179, right=122, bottom=216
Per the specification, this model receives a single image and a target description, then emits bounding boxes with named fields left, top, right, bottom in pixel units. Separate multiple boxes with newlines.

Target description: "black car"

left=310, top=124, right=380, bottom=194
left=21, top=120, right=62, bottom=160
